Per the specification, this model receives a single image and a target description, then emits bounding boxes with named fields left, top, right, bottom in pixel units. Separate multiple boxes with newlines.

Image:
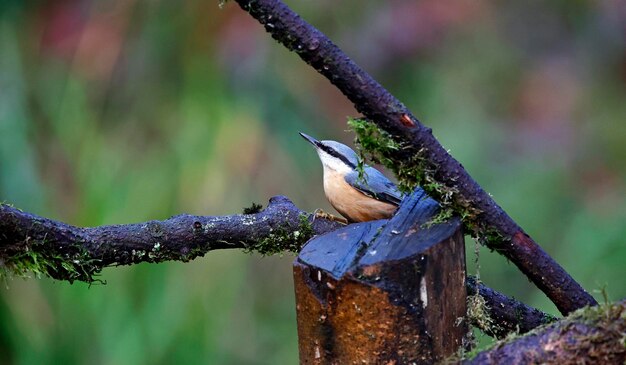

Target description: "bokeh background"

left=1, top=0, right=625, bottom=363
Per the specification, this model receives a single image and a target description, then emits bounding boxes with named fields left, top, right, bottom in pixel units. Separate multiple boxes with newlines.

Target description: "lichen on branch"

left=0, top=197, right=342, bottom=283
left=460, top=299, right=626, bottom=364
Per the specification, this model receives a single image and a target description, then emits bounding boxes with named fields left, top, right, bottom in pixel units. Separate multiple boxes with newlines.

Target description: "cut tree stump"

left=293, top=189, right=466, bottom=364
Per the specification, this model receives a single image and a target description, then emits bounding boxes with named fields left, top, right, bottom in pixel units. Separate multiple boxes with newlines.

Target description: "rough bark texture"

left=1, top=202, right=553, bottom=340
left=294, top=190, right=467, bottom=364
left=463, top=299, right=626, bottom=365
left=466, top=276, right=558, bottom=338
left=0, top=197, right=341, bottom=282
left=233, top=0, right=596, bottom=315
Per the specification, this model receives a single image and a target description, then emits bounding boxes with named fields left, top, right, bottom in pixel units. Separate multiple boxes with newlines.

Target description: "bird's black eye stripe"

left=320, top=144, right=356, bottom=169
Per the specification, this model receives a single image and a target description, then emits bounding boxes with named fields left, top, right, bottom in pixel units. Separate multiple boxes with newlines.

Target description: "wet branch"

left=466, top=276, right=558, bottom=338
left=0, top=197, right=341, bottom=283
left=232, top=0, right=597, bottom=314
left=1, top=201, right=556, bottom=337
left=463, top=299, right=626, bottom=364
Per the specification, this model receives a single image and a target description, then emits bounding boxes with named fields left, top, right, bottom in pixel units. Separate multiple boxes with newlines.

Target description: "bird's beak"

left=299, top=132, right=321, bottom=148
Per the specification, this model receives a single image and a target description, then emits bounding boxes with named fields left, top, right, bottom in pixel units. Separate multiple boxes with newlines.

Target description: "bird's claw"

left=313, top=209, right=348, bottom=225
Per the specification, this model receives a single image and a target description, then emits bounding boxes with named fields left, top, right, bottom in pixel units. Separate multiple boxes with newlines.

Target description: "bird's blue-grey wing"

left=344, top=167, right=403, bottom=206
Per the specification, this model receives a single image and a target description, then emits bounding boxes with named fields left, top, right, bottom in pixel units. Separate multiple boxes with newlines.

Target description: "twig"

left=232, top=0, right=597, bottom=314
left=0, top=197, right=341, bottom=283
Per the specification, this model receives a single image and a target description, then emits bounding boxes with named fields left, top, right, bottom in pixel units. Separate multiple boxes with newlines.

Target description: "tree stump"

left=293, top=190, right=466, bottom=364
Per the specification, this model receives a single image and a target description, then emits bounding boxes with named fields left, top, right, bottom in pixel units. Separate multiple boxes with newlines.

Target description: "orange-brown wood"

left=294, top=190, right=466, bottom=364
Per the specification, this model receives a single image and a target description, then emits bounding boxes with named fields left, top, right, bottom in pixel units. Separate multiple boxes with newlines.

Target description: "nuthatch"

left=300, top=132, right=403, bottom=223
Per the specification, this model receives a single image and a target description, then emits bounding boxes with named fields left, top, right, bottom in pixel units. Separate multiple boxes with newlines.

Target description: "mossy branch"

left=1, top=201, right=557, bottom=340
left=233, top=0, right=597, bottom=315
left=0, top=197, right=342, bottom=283
left=466, top=276, right=558, bottom=339
left=460, top=299, right=626, bottom=364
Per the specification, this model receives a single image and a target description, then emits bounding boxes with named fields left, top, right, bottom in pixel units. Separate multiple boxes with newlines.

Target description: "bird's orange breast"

left=323, top=170, right=398, bottom=223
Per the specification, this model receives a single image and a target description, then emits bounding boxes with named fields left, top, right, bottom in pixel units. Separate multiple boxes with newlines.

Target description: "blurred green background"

left=1, top=0, right=625, bottom=363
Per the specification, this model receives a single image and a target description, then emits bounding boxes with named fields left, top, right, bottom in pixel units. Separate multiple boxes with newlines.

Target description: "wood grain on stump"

left=294, top=190, right=466, bottom=364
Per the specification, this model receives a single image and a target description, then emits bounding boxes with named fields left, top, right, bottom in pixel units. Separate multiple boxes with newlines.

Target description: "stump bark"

left=293, top=190, right=466, bottom=364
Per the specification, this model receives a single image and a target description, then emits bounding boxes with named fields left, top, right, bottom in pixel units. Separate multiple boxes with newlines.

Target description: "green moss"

left=179, top=246, right=208, bottom=262
left=347, top=117, right=404, bottom=186
left=250, top=213, right=314, bottom=256
left=242, top=202, right=263, bottom=214
left=459, top=300, right=625, bottom=362
left=0, top=241, right=103, bottom=284
left=423, top=208, right=454, bottom=228
left=347, top=117, right=443, bottom=196
left=348, top=117, right=503, bottom=246
left=298, top=213, right=314, bottom=239
left=466, top=290, right=500, bottom=337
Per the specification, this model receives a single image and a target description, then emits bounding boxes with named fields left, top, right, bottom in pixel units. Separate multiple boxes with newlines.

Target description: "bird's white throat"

left=317, top=149, right=352, bottom=175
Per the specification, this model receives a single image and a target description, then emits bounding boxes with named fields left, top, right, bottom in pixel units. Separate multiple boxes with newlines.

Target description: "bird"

left=300, top=132, right=403, bottom=223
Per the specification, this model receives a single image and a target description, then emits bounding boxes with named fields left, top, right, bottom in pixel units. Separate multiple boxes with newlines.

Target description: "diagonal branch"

left=233, top=0, right=597, bottom=314
left=0, top=197, right=341, bottom=283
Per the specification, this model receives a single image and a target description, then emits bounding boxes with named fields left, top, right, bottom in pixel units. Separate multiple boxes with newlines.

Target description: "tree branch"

left=233, top=0, right=597, bottom=314
left=462, top=299, right=626, bottom=364
left=0, top=201, right=557, bottom=338
left=2, top=199, right=617, bottom=361
left=466, top=276, right=558, bottom=338
left=0, top=197, right=342, bottom=283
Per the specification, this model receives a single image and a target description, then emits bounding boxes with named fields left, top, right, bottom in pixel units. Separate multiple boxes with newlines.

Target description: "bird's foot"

left=313, top=209, right=348, bottom=225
